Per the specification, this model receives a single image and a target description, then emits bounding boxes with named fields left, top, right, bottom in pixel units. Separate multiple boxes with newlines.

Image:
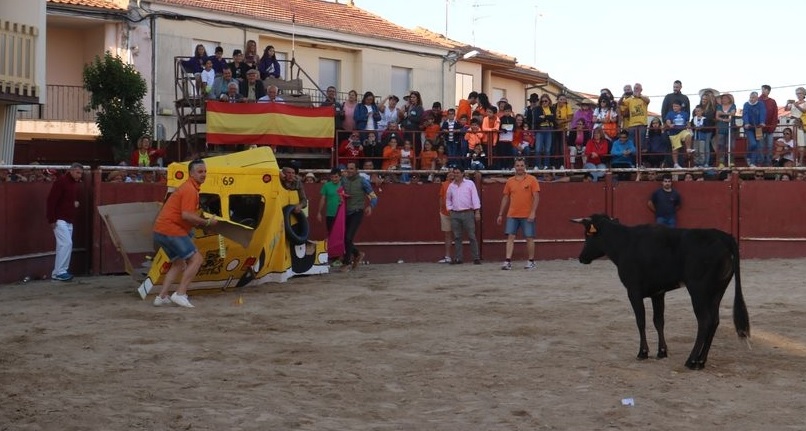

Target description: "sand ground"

left=1, top=258, right=805, bottom=431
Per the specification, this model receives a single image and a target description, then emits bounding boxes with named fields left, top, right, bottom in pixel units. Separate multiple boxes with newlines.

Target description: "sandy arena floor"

left=1, top=258, right=805, bottom=430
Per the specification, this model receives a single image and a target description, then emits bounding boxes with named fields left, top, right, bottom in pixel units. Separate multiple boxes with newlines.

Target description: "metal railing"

left=15, top=85, right=96, bottom=122
left=332, top=124, right=805, bottom=173
left=0, top=19, right=38, bottom=99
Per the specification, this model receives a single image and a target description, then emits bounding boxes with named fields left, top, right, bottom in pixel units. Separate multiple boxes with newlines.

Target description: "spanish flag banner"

left=206, top=101, right=334, bottom=148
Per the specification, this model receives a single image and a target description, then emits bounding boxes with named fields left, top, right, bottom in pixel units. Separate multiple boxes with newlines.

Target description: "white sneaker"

left=153, top=295, right=174, bottom=307
left=438, top=256, right=452, bottom=264
left=170, top=292, right=195, bottom=308
left=524, top=261, right=536, bottom=270
left=501, top=261, right=512, bottom=270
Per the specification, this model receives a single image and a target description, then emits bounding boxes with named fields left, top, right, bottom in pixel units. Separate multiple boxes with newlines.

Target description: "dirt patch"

left=1, top=258, right=804, bottom=430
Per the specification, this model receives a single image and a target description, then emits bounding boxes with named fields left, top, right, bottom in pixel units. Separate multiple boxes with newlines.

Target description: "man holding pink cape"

left=317, top=167, right=346, bottom=266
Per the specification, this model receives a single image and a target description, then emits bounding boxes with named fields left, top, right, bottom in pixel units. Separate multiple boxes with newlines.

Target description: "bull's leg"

left=686, top=301, right=719, bottom=370
left=697, top=310, right=721, bottom=366
left=651, top=294, right=668, bottom=358
left=628, top=294, right=650, bottom=360
left=684, top=277, right=729, bottom=370
left=695, top=295, right=724, bottom=367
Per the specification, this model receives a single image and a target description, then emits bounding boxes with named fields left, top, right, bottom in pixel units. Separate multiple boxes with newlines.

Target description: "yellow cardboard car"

left=98, top=147, right=328, bottom=299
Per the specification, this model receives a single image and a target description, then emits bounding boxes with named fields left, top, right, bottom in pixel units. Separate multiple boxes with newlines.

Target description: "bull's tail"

left=728, top=234, right=750, bottom=339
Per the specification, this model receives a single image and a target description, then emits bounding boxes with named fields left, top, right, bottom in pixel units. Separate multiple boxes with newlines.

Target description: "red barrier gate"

left=2, top=171, right=806, bottom=284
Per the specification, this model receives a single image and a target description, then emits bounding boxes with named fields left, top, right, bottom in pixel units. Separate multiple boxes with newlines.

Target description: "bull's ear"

left=570, top=217, right=590, bottom=224
left=588, top=225, right=598, bottom=235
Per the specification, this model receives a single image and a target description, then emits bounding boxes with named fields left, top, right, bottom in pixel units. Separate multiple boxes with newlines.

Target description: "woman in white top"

left=785, top=87, right=806, bottom=165
left=378, top=95, right=403, bottom=130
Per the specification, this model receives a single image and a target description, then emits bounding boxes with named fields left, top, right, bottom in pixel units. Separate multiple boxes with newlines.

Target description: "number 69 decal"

left=222, top=176, right=235, bottom=186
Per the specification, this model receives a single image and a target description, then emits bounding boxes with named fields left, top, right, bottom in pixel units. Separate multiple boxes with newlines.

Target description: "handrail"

left=0, top=19, right=39, bottom=99
left=333, top=124, right=803, bottom=173
left=15, top=85, right=96, bottom=121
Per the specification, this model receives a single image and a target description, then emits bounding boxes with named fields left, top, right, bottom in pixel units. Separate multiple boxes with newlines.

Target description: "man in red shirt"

left=759, top=84, right=779, bottom=166
left=46, top=163, right=84, bottom=281
left=152, top=159, right=217, bottom=308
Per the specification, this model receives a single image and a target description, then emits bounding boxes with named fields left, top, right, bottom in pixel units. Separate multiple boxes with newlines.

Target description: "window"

left=391, top=66, right=411, bottom=100
left=319, top=58, right=340, bottom=91
left=455, top=73, right=473, bottom=107
left=200, top=193, right=222, bottom=217
left=191, top=39, right=219, bottom=59
left=492, top=88, right=506, bottom=104
left=275, top=51, right=288, bottom=79
left=229, top=195, right=265, bottom=228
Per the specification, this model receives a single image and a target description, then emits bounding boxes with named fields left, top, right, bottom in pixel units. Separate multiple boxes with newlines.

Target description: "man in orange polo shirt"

left=496, top=158, right=540, bottom=270
left=152, top=159, right=217, bottom=308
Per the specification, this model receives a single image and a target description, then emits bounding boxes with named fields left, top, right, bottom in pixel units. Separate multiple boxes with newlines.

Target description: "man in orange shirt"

left=456, top=91, right=478, bottom=124
left=496, top=158, right=540, bottom=270
left=152, top=159, right=217, bottom=308
left=437, top=169, right=455, bottom=263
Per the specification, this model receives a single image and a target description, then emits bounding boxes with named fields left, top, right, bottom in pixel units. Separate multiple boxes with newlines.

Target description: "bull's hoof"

left=657, top=348, right=668, bottom=359
left=637, top=350, right=649, bottom=360
left=685, top=359, right=705, bottom=370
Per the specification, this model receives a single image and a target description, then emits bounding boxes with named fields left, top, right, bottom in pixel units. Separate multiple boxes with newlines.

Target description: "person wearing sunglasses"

left=772, top=128, right=795, bottom=167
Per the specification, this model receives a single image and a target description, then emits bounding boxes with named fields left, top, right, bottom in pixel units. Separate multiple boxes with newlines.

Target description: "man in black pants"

left=340, top=161, right=378, bottom=272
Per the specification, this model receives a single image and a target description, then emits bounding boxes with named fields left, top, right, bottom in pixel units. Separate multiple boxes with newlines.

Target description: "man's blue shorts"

left=504, top=217, right=536, bottom=238
left=153, top=232, right=197, bottom=261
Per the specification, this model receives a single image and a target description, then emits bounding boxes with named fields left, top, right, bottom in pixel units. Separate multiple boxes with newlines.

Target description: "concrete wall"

left=488, top=76, right=528, bottom=114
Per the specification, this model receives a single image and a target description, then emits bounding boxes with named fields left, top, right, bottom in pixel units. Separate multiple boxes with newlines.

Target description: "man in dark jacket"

left=46, top=163, right=83, bottom=281
left=239, top=69, right=266, bottom=101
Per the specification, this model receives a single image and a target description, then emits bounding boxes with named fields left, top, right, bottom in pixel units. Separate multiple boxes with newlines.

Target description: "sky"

left=352, top=0, right=806, bottom=112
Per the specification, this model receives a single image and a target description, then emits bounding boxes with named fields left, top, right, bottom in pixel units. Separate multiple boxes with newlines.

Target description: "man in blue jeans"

left=647, top=174, right=681, bottom=228
left=339, top=161, right=378, bottom=272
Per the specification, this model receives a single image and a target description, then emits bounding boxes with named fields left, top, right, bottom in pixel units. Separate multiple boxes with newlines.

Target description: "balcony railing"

left=16, top=85, right=97, bottom=122
left=0, top=19, right=38, bottom=100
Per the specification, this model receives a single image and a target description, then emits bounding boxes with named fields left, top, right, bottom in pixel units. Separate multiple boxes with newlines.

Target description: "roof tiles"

left=155, top=0, right=447, bottom=49
left=48, top=0, right=128, bottom=10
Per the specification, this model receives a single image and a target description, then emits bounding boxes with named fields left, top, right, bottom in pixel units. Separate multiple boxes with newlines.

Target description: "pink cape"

left=327, top=188, right=346, bottom=258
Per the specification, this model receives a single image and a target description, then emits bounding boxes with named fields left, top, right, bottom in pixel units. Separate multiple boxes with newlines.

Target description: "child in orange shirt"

left=481, top=106, right=501, bottom=147
left=423, top=117, right=441, bottom=145
left=464, top=118, right=485, bottom=151
left=382, top=137, right=402, bottom=171
left=420, top=139, right=438, bottom=170
left=433, top=144, right=448, bottom=170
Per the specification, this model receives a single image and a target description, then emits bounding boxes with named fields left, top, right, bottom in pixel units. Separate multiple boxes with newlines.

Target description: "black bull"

left=571, top=214, right=750, bottom=370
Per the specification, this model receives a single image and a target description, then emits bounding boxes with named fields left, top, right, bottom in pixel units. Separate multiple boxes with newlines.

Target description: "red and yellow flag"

left=206, top=101, right=334, bottom=148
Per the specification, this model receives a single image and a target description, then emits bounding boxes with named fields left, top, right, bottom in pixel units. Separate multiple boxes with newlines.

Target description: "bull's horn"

left=570, top=217, right=590, bottom=224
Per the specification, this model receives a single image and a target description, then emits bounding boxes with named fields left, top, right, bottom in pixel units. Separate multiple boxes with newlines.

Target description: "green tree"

left=83, top=52, right=150, bottom=162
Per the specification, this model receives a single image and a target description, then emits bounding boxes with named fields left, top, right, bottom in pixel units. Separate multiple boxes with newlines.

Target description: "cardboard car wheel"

left=283, top=204, right=309, bottom=245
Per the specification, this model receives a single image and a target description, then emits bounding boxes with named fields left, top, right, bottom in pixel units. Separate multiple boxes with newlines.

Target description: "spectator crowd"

left=177, top=41, right=806, bottom=182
